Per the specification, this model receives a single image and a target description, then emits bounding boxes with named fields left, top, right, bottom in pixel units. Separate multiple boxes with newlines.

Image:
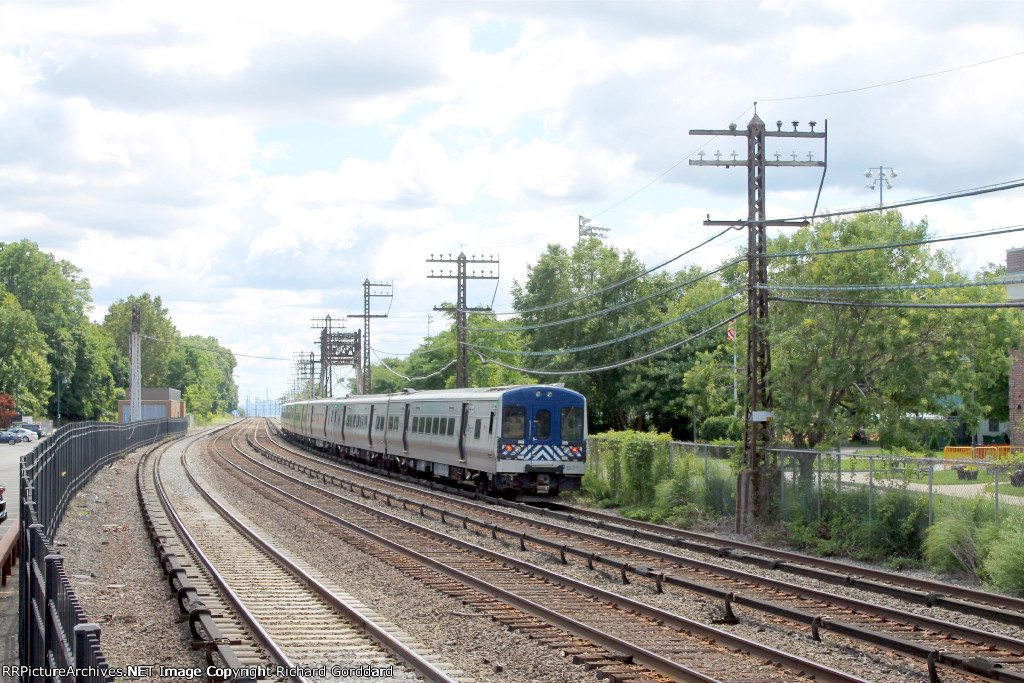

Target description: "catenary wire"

left=466, top=258, right=744, bottom=332
left=761, top=277, right=1024, bottom=292
left=489, top=226, right=736, bottom=317
left=777, top=179, right=1024, bottom=224
left=763, top=224, right=1024, bottom=259
left=140, top=334, right=290, bottom=361
left=468, top=291, right=742, bottom=357
left=371, top=348, right=458, bottom=381
left=770, top=296, right=1021, bottom=309
left=759, top=49, right=1024, bottom=102
left=471, top=312, right=745, bottom=376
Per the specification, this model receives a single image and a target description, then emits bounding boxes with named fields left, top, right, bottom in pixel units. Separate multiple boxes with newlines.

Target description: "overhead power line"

left=467, top=258, right=743, bottom=333
left=469, top=291, right=742, bottom=357
left=788, top=179, right=1024, bottom=223
left=762, top=276, right=1024, bottom=293
left=472, top=312, right=745, bottom=376
left=760, top=49, right=1024, bottom=102
left=371, top=348, right=458, bottom=381
left=493, top=226, right=736, bottom=317
left=140, top=334, right=289, bottom=361
left=770, top=296, right=1020, bottom=310
left=764, top=223, right=1024, bottom=259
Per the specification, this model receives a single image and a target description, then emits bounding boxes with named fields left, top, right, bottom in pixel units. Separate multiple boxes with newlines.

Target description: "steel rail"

left=250, top=422, right=1024, bottom=682
left=202, top=431, right=462, bottom=683
left=135, top=428, right=266, bottom=682
left=225, top=426, right=871, bottom=683
left=262, top=419, right=1024, bottom=626
left=148, top=434, right=305, bottom=682
left=546, top=502, right=1024, bottom=622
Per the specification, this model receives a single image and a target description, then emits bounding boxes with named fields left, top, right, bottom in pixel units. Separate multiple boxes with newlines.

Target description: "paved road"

left=0, top=436, right=43, bottom=679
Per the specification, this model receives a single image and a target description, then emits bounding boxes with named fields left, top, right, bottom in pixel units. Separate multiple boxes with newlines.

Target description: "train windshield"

left=502, top=405, right=526, bottom=439
left=561, top=406, right=584, bottom=441
left=536, top=409, right=551, bottom=440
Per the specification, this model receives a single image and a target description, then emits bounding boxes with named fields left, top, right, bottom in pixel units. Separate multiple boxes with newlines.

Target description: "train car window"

left=502, top=405, right=526, bottom=439
left=412, top=416, right=419, bottom=432
left=474, top=418, right=481, bottom=439
left=536, top=409, right=551, bottom=440
left=447, top=418, right=455, bottom=436
left=561, top=407, right=584, bottom=441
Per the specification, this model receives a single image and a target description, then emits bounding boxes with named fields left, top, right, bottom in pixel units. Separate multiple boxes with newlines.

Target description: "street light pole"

left=55, top=372, right=67, bottom=430
left=864, top=166, right=898, bottom=208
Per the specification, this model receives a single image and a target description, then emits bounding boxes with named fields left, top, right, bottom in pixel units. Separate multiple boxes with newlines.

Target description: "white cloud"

left=3, top=0, right=1024, bottom=401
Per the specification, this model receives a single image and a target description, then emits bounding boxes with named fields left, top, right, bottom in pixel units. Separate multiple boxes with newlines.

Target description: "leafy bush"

left=922, top=498, right=993, bottom=576
left=784, top=482, right=928, bottom=562
left=699, top=415, right=742, bottom=443
left=982, top=518, right=1024, bottom=595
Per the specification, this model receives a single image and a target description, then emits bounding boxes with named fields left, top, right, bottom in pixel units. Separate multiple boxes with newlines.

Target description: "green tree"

left=0, top=289, right=51, bottom=416
left=765, top=212, right=1022, bottom=454
left=166, top=335, right=238, bottom=416
left=0, top=240, right=97, bottom=419
left=64, top=323, right=117, bottom=420
left=511, top=239, right=662, bottom=431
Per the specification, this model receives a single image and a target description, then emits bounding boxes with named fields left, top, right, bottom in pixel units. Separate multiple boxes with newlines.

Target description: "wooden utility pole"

left=428, top=252, right=499, bottom=388
left=690, top=112, right=825, bottom=532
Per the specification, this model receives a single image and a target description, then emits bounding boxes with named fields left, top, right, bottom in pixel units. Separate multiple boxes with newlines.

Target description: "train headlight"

left=570, top=446, right=579, bottom=454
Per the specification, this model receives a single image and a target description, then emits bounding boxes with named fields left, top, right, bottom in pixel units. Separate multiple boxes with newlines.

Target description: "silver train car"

left=280, top=385, right=587, bottom=498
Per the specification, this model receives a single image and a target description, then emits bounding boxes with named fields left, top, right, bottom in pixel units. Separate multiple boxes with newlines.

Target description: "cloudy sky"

left=2, top=1, right=1022, bottom=408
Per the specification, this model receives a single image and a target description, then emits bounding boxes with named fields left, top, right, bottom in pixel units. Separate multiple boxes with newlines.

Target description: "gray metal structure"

left=349, top=280, right=392, bottom=394
left=129, top=303, right=142, bottom=422
left=312, top=315, right=361, bottom=397
left=578, top=215, right=609, bottom=241
left=690, top=113, right=825, bottom=532
left=428, top=252, right=499, bottom=388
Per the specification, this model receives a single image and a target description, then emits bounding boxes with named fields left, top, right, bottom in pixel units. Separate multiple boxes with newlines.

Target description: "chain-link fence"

left=585, top=437, right=1024, bottom=529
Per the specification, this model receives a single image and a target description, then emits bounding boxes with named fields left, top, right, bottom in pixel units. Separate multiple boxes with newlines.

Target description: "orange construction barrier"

left=943, top=445, right=1024, bottom=462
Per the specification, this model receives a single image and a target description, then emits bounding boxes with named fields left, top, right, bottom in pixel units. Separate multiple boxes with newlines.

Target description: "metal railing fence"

left=19, top=418, right=187, bottom=683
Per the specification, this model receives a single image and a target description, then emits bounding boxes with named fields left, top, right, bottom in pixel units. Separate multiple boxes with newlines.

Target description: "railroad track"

left=249, top=418, right=1024, bottom=683
left=207, top=419, right=884, bottom=683
left=136, top=424, right=464, bottom=683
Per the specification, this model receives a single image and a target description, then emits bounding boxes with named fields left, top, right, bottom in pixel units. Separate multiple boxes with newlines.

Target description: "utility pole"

left=428, top=252, right=499, bottom=388
left=348, top=280, right=392, bottom=394
left=690, top=112, right=825, bottom=533
left=129, top=303, right=142, bottom=422
left=578, top=215, right=610, bottom=242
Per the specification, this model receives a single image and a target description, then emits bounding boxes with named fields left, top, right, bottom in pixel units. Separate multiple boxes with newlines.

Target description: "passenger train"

left=280, top=385, right=587, bottom=498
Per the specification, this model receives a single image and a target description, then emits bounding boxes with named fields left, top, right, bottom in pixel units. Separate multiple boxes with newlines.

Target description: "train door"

left=458, top=403, right=470, bottom=461
left=402, top=404, right=411, bottom=453
left=368, top=405, right=375, bottom=447
left=340, top=406, right=347, bottom=441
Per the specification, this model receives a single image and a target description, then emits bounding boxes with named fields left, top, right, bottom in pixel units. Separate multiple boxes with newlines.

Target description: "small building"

left=1009, top=247, right=1024, bottom=446
left=117, top=388, right=187, bottom=422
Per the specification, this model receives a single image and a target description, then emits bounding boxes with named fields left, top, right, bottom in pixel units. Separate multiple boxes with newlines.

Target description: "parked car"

left=15, top=423, right=44, bottom=438
left=8, top=428, right=38, bottom=442
left=0, top=431, right=22, bottom=445
left=0, top=485, right=6, bottom=523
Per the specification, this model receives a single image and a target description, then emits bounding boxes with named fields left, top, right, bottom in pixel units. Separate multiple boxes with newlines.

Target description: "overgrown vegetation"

left=581, top=430, right=735, bottom=526
left=0, top=239, right=239, bottom=423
